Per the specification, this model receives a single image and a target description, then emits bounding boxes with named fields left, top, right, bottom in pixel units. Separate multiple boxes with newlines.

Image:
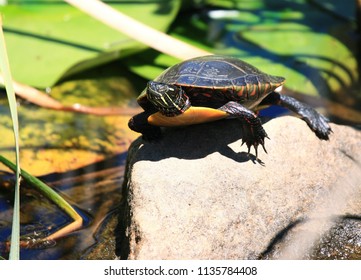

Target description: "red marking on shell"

left=237, top=87, right=244, bottom=97
left=246, top=83, right=250, bottom=97
left=249, top=85, right=257, bottom=96
left=257, top=81, right=262, bottom=94
left=263, top=82, right=269, bottom=94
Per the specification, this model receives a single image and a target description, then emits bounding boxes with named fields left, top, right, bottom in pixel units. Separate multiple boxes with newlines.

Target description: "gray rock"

left=119, top=116, right=361, bottom=259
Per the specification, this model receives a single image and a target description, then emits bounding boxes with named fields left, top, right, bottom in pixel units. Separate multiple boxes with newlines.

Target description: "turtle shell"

left=138, top=55, right=285, bottom=110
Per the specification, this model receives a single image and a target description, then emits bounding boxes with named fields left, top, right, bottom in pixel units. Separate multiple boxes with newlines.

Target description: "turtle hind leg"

left=261, top=92, right=332, bottom=140
left=279, top=95, right=332, bottom=140
left=280, top=96, right=332, bottom=140
left=218, top=101, right=269, bottom=157
left=128, top=112, right=162, bottom=141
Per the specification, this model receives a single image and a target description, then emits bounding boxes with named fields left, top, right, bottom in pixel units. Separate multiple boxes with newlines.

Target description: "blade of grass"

left=0, top=155, right=83, bottom=242
left=0, top=16, right=21, bottom=259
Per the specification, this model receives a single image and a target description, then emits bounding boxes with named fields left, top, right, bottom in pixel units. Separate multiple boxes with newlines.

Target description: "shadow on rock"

left=131, top=119, right=270, bottom=163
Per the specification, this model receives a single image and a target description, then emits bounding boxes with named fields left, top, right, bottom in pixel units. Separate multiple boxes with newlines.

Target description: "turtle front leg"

left=128, top=111, right=162, bottom=141
left=218, top=101, right=269, bottom=157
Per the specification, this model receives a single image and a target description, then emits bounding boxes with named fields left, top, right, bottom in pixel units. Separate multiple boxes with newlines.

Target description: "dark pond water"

left=0, top=153, right=127, bottom=260
left=0, top=2, right=360, bottom=259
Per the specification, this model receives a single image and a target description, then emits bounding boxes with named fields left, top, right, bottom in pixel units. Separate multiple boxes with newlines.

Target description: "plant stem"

left=64, top=0, right=212, bottom=60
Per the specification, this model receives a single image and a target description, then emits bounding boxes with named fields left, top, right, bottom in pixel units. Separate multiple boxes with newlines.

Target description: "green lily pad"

left=0, top=0, right=181, bottom=88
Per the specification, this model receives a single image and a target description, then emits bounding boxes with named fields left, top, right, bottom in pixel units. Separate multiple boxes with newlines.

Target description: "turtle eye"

left=147, top=81, right=175, bottom=96
left=147, top=82, right=178, bottom=100
left=155, top=84, right=169, bottom=94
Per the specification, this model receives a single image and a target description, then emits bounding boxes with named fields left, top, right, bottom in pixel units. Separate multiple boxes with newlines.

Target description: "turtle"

left=128, top=55, right=332, bottom=157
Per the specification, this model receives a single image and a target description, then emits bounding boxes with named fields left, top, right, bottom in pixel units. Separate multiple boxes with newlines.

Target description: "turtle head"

left=147, top=81, right=190, bottom=117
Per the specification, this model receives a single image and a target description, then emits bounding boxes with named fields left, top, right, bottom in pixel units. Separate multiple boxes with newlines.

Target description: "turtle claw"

left=261, top=141, right=268, bottom=154
left=241, top=124, right=269, bottom=160
left=243, top=139, right=267, bottom=161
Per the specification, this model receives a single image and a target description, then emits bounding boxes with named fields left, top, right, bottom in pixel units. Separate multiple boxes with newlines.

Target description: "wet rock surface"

left=261, top=217, right=361, bottom=260
left=81, top=211, right=119, bottom=260
left=117, top=116, right=361, bottom=260
left=311, top=218, right=361, bottom=260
